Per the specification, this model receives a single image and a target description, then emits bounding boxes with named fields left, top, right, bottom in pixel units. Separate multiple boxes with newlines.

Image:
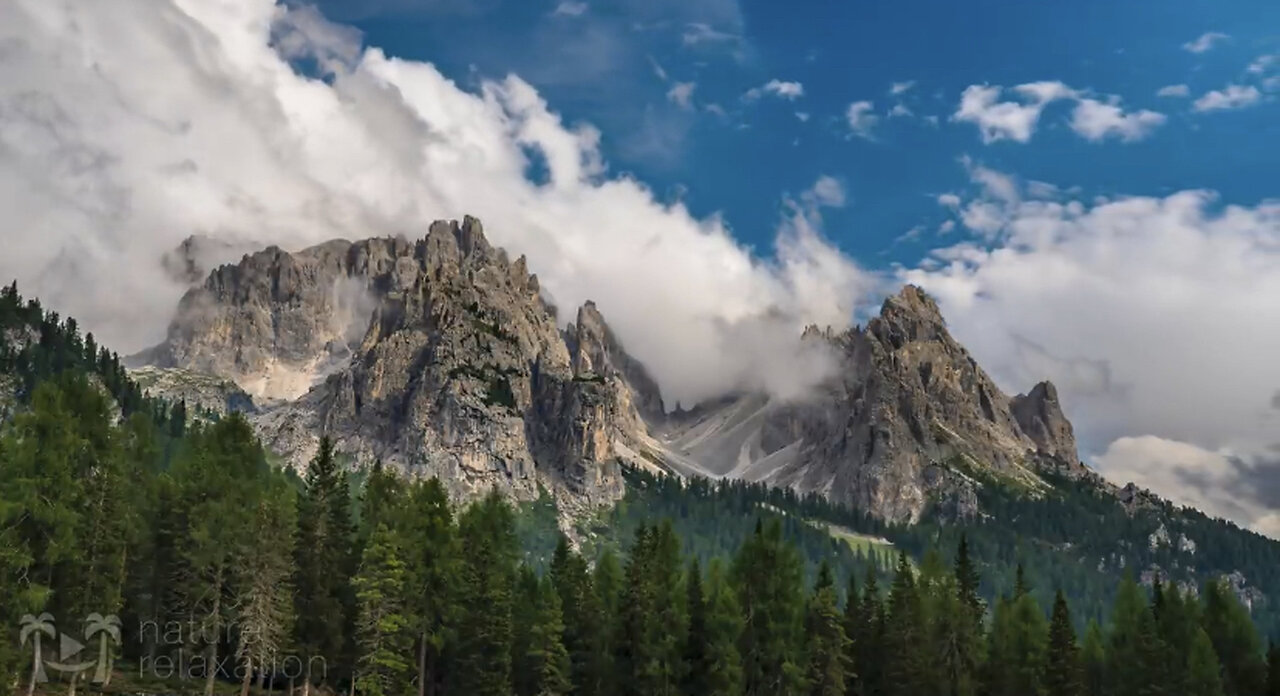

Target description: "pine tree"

left=683, top=558, right=709, bottom=696
left=702, top=558, right=745, bottom=696
left=170, top=415, right=270, bottom=696
left=236, top=478, right=297, bottom=696
left=592, top=549, right=623, bottom=695
left=525, top=577, right=571, bottom=696
left=1202, top=578, right=1267, bottom=696
left=399, top=478, right=458, bottom=696
left=1187, top=627, right=1225, bottom=696
left=805, top=562, right=851, bottom=696
left=883, top=552, right=928, bottom=696
left=550, top=536, right=598, bottom=695
left=855, top=565, right=886, bottom=696
left=1080, top=620, right=1106, bottom=696
left=616, top=525, right=662, bottom=696
left=452, top=490, right=518, bottom=696
left=652, top=521, right=688, bottom=694
left=1155, top=583, right=1198, bottom=695
left=734, top=519, right=806, bottom=696
left=955, top=535, right=984, bottom=626
left=293, top=437, right=356, bottom=696
left=514, top=566, right=542, bottom=696
left=1107, top=574, right=1166, bottom=696
left=1044, top=591, right=1083, bottom=696
left=841, top=573, right=861, bottom=694
left=353, top=524, right=412, bottom=696
left=951, top=536, right=984, bottom=696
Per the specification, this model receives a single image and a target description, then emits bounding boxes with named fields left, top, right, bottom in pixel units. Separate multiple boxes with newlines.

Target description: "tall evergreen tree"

left=293, top=437, right=356, bottom=696
left=1202, top=578, right=1267, bottom=696
left=1187, top=627, right=1225, bottom=696
left=399, top=479, right=458, bottom=696
left=451, top=491, right=518, bottom=696
left=1107, top=574, right=1166, bottom=696
left=592, top=549, right=624, bottom=695
left=1044, top=591, right=1083, bottom=696
left=954, top=535, right=984, bottom=627
left=1080, top=620, right=1107, bottom=696
left=805, top=562, right=851, bottom=696
left=170, top=415, right=270, bottom=696
left=236, top=478, right=297, bottom=696
left=353, top=525, right=411, bottom=696
left=841, top=573, right=861, bottom=695
left=883, top=552, right=927, bottom=696
left=702, top=558, right=745, bottom=696
left=549, top=536, right=600, bottom=696
left=683, top=558, right=709, bottom=696
left=734, top=519, right=806, bottom=696
left=524, top=577, right=571, bottom=696
left=855, top=565, right=886, bottom=696
left=1155, top=584, right=1198, bottom=695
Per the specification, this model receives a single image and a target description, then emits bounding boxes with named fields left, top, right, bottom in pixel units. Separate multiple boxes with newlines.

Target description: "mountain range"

left=130, top=215, right=1088, bottom=524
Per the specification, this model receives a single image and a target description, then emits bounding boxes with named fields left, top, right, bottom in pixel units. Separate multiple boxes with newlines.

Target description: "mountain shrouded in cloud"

left=0, top=0, right=871, bottom=409
left=7, top=0, right=1280, bottom=535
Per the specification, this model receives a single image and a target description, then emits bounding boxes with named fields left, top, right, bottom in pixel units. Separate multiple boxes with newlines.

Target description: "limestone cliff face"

left=660, top=285, right=1087, bottom=523
left=141, top=217, right=657, bottom=507
left=141, top=217, right=1089, bottom=523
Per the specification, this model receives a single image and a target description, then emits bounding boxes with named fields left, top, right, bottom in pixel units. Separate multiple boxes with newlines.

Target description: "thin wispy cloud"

left=1193, top=84, right=1261, bottom=112
left=744, top=79, right=804, bottom=101
left=1182, top=31, right=1230, bottom=53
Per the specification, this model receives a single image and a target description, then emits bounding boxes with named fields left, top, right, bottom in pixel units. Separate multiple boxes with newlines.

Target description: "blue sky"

left=319, top=0, right=1280, bottom=265
left=5, top=0, right=1280, bottom=532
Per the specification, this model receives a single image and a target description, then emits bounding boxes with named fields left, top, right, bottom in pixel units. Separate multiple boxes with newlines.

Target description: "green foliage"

left=452, top=490, right=519, bottom=696
left=1045, top=591, right=1084, bottom=696
left=804, top=562, right=850, bottom=696
left=354, top=525, right=412, bottom=696
left=293, top=437, right=358, bottom=690
left=5, top=290, right=1280, bottom=696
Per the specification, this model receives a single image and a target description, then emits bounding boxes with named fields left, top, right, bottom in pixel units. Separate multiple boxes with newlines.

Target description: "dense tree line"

left=603, top=462, right=1280, bottom=637
left=6, top=281, right=1280, bottom=696
left=4, top=372, right=1280, bottom=696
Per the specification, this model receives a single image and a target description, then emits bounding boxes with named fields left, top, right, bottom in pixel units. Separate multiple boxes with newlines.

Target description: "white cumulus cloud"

left=0, top=0, right=876, bottom=410
left=952, top=82, right=1076, bottom=143
left=1156, top=84, right=1190, bottom=98
left=1070, top=98, right=1166, bottom=142
left=903, top=165, right=1280, bottom=534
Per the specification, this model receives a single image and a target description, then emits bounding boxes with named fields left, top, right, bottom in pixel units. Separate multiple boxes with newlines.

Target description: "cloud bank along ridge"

left=912, top=163, right=1280, bottom=535
left=0, top=0, right=874, bottom=409
left=8, top=0, right=1280, bottom=534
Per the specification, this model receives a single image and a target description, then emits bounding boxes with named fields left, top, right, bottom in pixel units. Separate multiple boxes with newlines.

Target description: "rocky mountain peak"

left=137, top=217, right=668, bottom=510
left=869, top=284, right=948, bottom=347
left=567, top=300, right=665, bottom=423
left=1010, top=380, right=1078, bottom=461
left=659, top=283, right=1089, bottom=523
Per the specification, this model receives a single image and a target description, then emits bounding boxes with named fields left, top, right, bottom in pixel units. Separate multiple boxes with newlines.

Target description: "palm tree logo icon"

left=19, top=613, right=55, bottom=688
left=84, top=614, right=121, bottom=684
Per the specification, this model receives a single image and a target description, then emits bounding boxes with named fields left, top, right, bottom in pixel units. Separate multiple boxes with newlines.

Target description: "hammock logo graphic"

left=19, top=613, right=121, bottom=684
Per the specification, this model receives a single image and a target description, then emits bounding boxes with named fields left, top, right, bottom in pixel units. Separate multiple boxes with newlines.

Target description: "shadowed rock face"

left=140, top=218, right=1087, bottom=523
left=140, top=216, right=663, bottom=508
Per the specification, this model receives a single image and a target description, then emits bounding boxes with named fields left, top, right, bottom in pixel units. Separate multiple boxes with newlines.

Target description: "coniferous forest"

left=5, top=283, right=1280, bottom=696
